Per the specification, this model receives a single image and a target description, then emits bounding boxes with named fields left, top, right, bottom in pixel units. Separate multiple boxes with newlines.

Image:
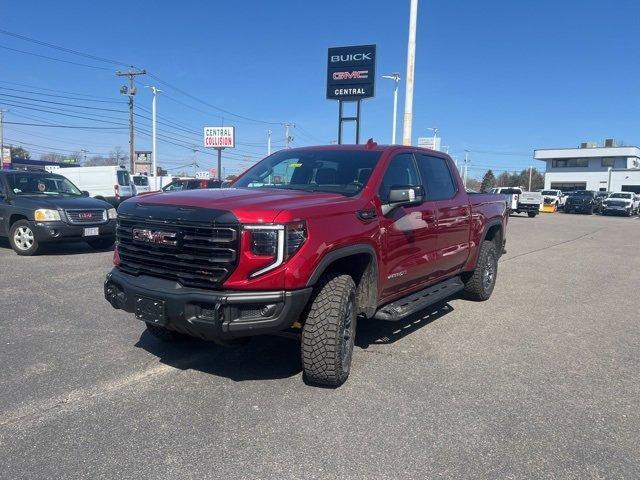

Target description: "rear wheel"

left=301, top=273, right=356, bottom=387
left=463, top=240, right=498, bottom=301
left=9, top=220, right=40, bottom=256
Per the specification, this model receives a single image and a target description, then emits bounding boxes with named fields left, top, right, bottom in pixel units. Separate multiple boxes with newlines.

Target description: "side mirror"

left=381, top=185, right=424, bottom=216
left=81, top=191, right=90, bottom=197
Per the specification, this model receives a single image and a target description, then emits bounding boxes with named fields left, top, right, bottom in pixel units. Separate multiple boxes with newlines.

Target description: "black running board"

left=374, top=276, right=464, bottom=321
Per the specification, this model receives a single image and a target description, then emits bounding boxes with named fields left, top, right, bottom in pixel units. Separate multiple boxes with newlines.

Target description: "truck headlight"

left=107, top=208, right=118, bottom=219
left=245, top=222, right=307, bottom=277
left=34, top=209, right=61, bottom=222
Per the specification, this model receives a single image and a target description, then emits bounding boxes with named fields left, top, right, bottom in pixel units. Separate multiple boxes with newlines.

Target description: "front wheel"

left=86, top=237, right=115, bottom=250
left=527, top=211, right=537, bottom=218
left=301, top=273, right=357, bottom=387
left=462, top=240, right=498, bottom=301
left=9, top=220, right=40, bottom=256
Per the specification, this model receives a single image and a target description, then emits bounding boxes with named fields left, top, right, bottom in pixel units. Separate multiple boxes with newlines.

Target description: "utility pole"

left=267, top=129, right=272, bottom=155
left=463, top=150, right=470, bottom=188
left=80, top=149, right=89, bottom=164
left=382, top=73, right=401, bottom=144
left=528, top=165, right=533, bottom=191
left=116, top=68, right=146, bottom=173
left=427, top=127, right=439, bottom=150
left=0, top=109, right=6, bottom=165
left=146, top=86, right=161, bottom=190
left=402, top=0, right=419, bottom=146
left=285, top=123, right=295, bottom=148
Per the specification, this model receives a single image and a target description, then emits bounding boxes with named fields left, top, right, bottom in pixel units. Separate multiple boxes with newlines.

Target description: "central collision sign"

left=326, top=44, right=376, bottom=101
left=203, top=126, right=235, bottom=148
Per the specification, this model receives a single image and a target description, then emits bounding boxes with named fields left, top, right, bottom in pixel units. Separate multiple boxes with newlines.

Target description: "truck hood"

left=127, top=187, right=355, bottom=223
left=12, top=195, right=112, bottom=210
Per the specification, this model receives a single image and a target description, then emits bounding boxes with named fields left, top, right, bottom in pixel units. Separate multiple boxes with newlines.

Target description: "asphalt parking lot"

left=1, top=212, right=639, bottom=479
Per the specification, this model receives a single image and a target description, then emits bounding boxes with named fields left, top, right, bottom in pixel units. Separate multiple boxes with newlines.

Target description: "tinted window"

left=416, top=154, right=456, bottom=200
left=379, top=153, right=420, bottom=202
left=133, top=176, right=148, bottom=186
left=234, top=149, right=382, bottom=196
left=117, top=170, right=130, bottom=186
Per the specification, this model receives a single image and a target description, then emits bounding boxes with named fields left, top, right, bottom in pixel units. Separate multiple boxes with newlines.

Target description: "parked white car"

left=601, top=192, right=640, bottom=216
left=47, top=165, right=134, bottom=206
left=540, top=189, right=566, bottom=208
left=490, top=187, right=542, bottom=218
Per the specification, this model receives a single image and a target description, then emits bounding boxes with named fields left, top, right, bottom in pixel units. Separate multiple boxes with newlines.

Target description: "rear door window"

left=117, top=170, right=130, bottom=186
left=415, top=154, right=457, bottom=200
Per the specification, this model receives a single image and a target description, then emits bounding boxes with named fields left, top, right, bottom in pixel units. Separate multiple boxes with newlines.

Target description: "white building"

left=534, top=140, right=640, bottom=193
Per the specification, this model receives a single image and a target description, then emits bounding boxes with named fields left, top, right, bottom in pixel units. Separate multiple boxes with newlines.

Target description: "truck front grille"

left=116, top=215, right=239, bottom=289
left=65, top=209, right=107, bottom=224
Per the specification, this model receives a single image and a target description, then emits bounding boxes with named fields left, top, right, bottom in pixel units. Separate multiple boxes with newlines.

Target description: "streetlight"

left=427, top=127, right=439, bottom=151
left=145, top=85, right=161, bottom=191
left=382, top=73, right=401, bottom=144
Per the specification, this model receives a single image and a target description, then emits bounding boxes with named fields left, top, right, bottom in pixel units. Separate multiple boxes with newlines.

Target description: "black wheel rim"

left=340, top=294, right=355, bottom=368
left=482, top=254, right=496, bottom=293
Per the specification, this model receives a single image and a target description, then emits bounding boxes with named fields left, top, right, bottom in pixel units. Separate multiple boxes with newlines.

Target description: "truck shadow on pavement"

left=0, top=239, right=114, bottom=255
left=355, top=302, right=454, bottom=349
left=134, top=302, right=454, bottom=382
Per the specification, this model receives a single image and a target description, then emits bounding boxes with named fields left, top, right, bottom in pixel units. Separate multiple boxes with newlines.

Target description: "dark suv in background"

left=0, top=170, right=117, bottom=255
left=564, top=190, right=598, bottom=214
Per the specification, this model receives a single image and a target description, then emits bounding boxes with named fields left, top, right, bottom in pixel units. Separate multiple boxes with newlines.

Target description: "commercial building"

left=534, top=139, right=640, bottom=193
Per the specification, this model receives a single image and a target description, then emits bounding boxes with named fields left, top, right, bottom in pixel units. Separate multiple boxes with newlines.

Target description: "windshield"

left=7, top=172, right=83, bottom=196
left=233, top=149, right=382, bottom=196
left=541, top=190, right=558, bottom=196
left=572, top=190, right=593, bottom=196
left=609, top=193, right=632, bottom=199
left=133, top=176, right=148, bottom=186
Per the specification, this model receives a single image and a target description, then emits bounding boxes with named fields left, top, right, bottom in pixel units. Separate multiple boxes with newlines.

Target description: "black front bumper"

left=104, top=268, right=312, bottom=341
left=32, top=219, right=116, bottom=243
left=565, top=203, right=593, bottom=213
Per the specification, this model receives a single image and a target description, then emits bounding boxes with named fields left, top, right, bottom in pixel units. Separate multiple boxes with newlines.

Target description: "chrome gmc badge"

left=132, top=228, right=178, bottom=246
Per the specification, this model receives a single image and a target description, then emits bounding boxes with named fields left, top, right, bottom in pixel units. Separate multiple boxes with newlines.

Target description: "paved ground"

left=1, top=212, right=639, bottom=479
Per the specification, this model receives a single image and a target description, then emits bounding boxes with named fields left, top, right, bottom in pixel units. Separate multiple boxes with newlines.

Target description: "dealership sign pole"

left=327, top=44, right=376, bottom=144
left=204, top=126, right=235, bottom=181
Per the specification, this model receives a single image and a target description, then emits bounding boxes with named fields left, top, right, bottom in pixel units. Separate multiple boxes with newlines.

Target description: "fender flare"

left=306, top=243, right=378, bottom=287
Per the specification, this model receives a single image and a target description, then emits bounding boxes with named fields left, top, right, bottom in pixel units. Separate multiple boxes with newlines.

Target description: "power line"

left=0, top=93, right=127, bottom=112
left=4, top=121, right=127, bottom=130
left=0, top=29, right=132, bottom=67
left=0, top=86, right=125, bottom=104
left=0, top=100, right=128, bottom=125
left=0, top=44, right=111, bottom=71
left=0, top=80, right=122, bottom=101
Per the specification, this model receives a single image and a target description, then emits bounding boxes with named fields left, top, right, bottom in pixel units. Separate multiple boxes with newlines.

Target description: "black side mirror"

left=81, top=191, right=90, bottom=197
left=382, top=185, right=424, bottom=216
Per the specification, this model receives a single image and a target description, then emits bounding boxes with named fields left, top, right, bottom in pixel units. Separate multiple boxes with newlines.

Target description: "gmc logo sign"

left=132, top=228, right=178, bottom=247
left=332, top=70, right=369, bottom=80
left=79, top=212, right=93, bottom=220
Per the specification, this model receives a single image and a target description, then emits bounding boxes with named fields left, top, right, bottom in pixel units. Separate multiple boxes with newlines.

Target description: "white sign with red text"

left=204, top=126, right=235, bottom=149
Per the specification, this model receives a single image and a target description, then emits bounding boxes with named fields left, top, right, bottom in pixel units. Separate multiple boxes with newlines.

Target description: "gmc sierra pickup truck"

left=104, top=143, right=508, bottom=386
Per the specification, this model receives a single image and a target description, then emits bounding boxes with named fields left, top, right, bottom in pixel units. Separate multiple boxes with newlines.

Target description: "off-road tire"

left=86, top=237, right=115, bottom=250
left=301, top=273, right=357, bottom=387
left=462, top=240, right=498, bottom=301
left=527, top=211, right=537, bottom=218
left=9, top=220, right=40, bottom=256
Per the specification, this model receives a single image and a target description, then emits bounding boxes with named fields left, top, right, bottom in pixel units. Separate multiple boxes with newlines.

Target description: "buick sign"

left=327, top=44, right=376, bottom=100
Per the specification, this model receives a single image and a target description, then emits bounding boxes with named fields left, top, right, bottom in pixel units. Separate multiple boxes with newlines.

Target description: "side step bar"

left=374, top=276, right=464, bottom=321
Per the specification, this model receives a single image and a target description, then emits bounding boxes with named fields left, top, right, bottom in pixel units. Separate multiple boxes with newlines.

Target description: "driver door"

left=377, top=152, right=438, bottom=300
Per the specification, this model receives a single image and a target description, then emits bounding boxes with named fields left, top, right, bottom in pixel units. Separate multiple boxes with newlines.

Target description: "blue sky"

left=2, top=0, right=639, bottom=177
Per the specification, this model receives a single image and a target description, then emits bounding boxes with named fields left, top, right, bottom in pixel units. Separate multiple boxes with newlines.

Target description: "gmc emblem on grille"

left=132, top=228, right=178, bottom=246
left=79, top=212, right=93, bottom=219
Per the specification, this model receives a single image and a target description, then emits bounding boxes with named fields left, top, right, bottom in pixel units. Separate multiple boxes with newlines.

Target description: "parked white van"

left=52, top=165, right=134, bottom=206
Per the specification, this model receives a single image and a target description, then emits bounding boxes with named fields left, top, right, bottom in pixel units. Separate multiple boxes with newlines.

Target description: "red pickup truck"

left=104, top=142, right=508, bottom=386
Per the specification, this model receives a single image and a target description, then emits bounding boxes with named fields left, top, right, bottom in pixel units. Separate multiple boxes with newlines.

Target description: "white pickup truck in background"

left=490, top=187, right=542, bottom=218
left=540, top=189, right=566, bottom=209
